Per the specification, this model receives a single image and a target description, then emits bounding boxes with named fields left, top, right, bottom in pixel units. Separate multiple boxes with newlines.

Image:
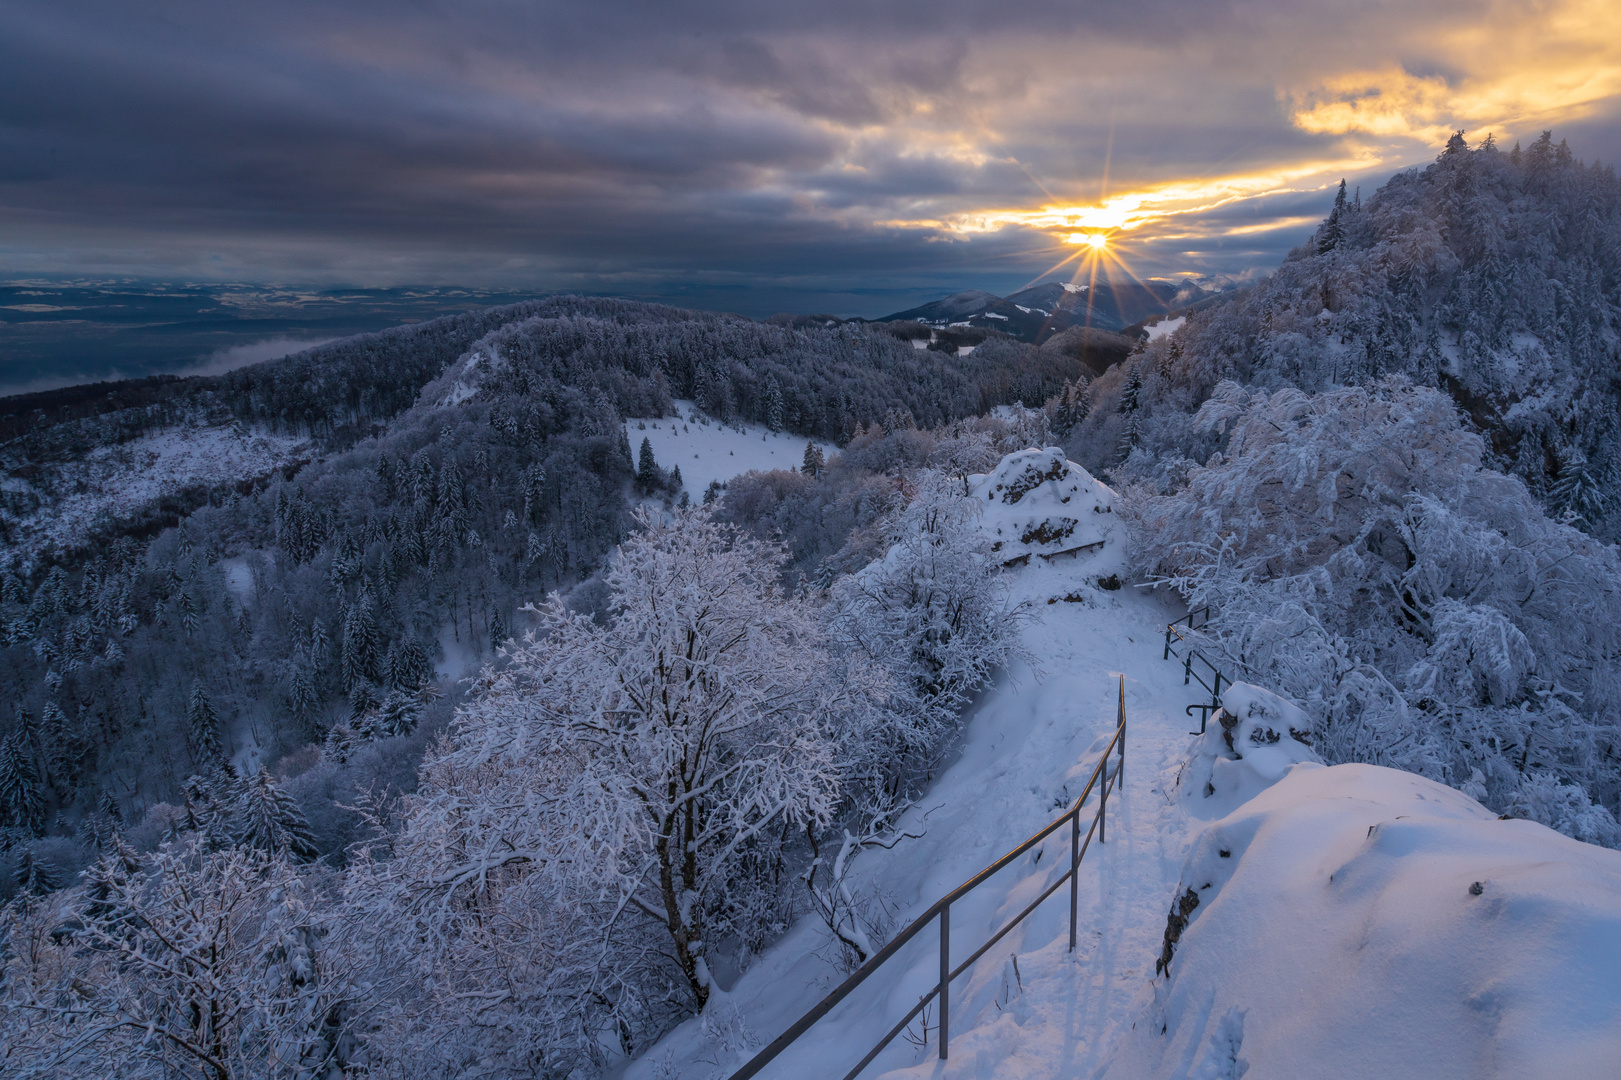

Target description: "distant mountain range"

left=875, top=277, right=1210, bottom=343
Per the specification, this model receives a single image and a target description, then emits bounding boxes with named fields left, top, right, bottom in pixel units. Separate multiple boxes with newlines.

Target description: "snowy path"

left=628, top=560, right=1211, bottom=1080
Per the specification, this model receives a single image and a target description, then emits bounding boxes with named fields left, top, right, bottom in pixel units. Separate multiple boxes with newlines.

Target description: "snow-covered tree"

left=635, top=436, right=661, bottom=494
left=801, top=440, right=826, bottom=476
left=0, top=840, right=355, bottom=1079
left=0, top=733, right=44, bottom=836
left=232, top=769, right=319, bottom=862
left=1128, top=377, right=1621, bottom=841
left=829, top=469, right=1028, bottom=789
left=186, top=681, right=222, bottom=765
left=345, top=507, right=884, bottom=1075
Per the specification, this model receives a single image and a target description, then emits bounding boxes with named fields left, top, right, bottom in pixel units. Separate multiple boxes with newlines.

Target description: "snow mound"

left=1109, top=762, right=1621, bottom=1079
left=968, top=447, right=1122, bottom=572
left=1184, top=681, right=1322, bottom=814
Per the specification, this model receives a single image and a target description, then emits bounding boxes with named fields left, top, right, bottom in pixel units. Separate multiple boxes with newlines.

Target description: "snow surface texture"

left=968, top=447, right=1124, bottom=577
left=2, top=423, right=308, bottom=569
left=624, top=402, right=837, bottom=501
left=1105, top=762, right=1621, bottom=1080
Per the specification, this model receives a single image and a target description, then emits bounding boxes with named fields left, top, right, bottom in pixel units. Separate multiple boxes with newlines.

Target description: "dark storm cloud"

left=3, top=0, right=1619, bottom=313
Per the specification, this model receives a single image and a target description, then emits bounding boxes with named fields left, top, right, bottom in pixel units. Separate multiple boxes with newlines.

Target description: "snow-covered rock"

left=1183, top=681, right=1322, bottom=814
left=968, top=447, right=1122, bottom=575
left=1111, top=762, right=1621, bottom=1079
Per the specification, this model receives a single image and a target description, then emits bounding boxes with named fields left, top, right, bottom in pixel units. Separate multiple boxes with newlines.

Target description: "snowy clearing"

left=624, top=401, right=836, bottom=499
left=1144, top=316, right=1185, bottom=341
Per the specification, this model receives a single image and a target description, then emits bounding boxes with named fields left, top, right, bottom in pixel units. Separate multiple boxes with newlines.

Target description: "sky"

left=4, top=0, right=1621, bottom=319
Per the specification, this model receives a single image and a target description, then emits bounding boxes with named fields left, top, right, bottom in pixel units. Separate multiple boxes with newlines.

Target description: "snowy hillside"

left=624, top=401, right=837, bottom=499
left=627, top=450, right=1621, bottom=1080
left=1, top=422, right=309, bottom=569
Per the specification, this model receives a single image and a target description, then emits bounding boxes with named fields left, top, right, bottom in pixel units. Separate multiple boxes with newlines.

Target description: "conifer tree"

left=766, top=378, right=785, bottom=431
left=232, top=768, right=319, bottom=862
left=18, top=848, right=58, bottom=895
left=187, top=681, right=223, bottom=764
left=342, top=593, right=380, bottom=689
left=801, top=441, right=826, bottom=476
left=0, top=733, right=45, bottom=835
left=636, top=437, right=660, bottom=493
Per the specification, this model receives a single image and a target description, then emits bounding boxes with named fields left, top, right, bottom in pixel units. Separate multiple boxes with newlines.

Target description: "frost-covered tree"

left=829, top=469, right=1028, bottom=788
left=0, top=733, right=44, bottom=836
left=186, top=681, right=222, bottom=765
left=635, top=436, right=661, bottom=494
left=1128, top=377, right=1621, bottom=844
left=802, top=440, right=826, bottom=476
left=0, top=840, right=355, bottom=1079
left=345, top=508, right=883, bottom=1075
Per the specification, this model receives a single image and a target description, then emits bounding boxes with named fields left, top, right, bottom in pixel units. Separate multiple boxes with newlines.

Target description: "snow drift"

left=1110, top=761, right=1621, bottom=1080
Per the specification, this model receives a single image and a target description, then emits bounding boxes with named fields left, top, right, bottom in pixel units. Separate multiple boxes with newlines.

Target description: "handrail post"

left=1118, top=676, right=1126, bottom=781
left=1183, top=650, right=1193, bottom=686
left=938, top=906, right=950, bottom=1060
left=1068, top=806, right=1079, bottom=951
left=1212, top=671, right=1223, bottom=712
left=1163, top=623, right=1172, bottom=660
left=1098, top=756, right=1107, bottom=845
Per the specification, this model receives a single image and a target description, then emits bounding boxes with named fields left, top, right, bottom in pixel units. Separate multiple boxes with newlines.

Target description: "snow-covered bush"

left=828, top=470, right=1028, bottom=790
left=345, top=508, right=886, bottom=1076
left=1130, top=377, right=1621, bottom=841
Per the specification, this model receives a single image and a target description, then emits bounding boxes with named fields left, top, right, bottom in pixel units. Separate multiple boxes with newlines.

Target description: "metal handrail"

left=1162, top=608, right=1231, bottom=735
left=725, top=677, right=1128, bottom=1080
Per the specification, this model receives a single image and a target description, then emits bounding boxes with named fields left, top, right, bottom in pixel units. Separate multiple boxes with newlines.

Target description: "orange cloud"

left=1287, top=0, right=1621, bottom=141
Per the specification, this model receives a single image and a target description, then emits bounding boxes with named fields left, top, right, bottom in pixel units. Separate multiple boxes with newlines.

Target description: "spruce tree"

left=187, top=681, right=223, bottom=764
left=1318, top=179, right=1348, bottom=253
left=766, top=379, right=785, bottom=431
left=18, top=849, right=58, bottom=895
left=636, top=437, right=660, bottom=494
left=232, top=768, right=319, bottom=862
left=1119, top=364, right=1143, bottom=415
left=374, top=691, right=422, bottom=739
left=0, top=733, right=44, bottom=835
left=801, top=441, right=826, bottom=476
left=342, top=593, right=380, bottom=689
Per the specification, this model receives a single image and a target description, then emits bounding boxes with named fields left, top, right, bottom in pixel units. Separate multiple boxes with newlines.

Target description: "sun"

left=1067, top=232, right=1109, bottom=250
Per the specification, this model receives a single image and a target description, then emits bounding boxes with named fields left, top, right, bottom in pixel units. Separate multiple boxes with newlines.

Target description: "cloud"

left=1, top=0, right=1619, bottom=305
left=1285, top=0, right=1621, bottom=143
left=174, top=336, right=340, bottom=378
